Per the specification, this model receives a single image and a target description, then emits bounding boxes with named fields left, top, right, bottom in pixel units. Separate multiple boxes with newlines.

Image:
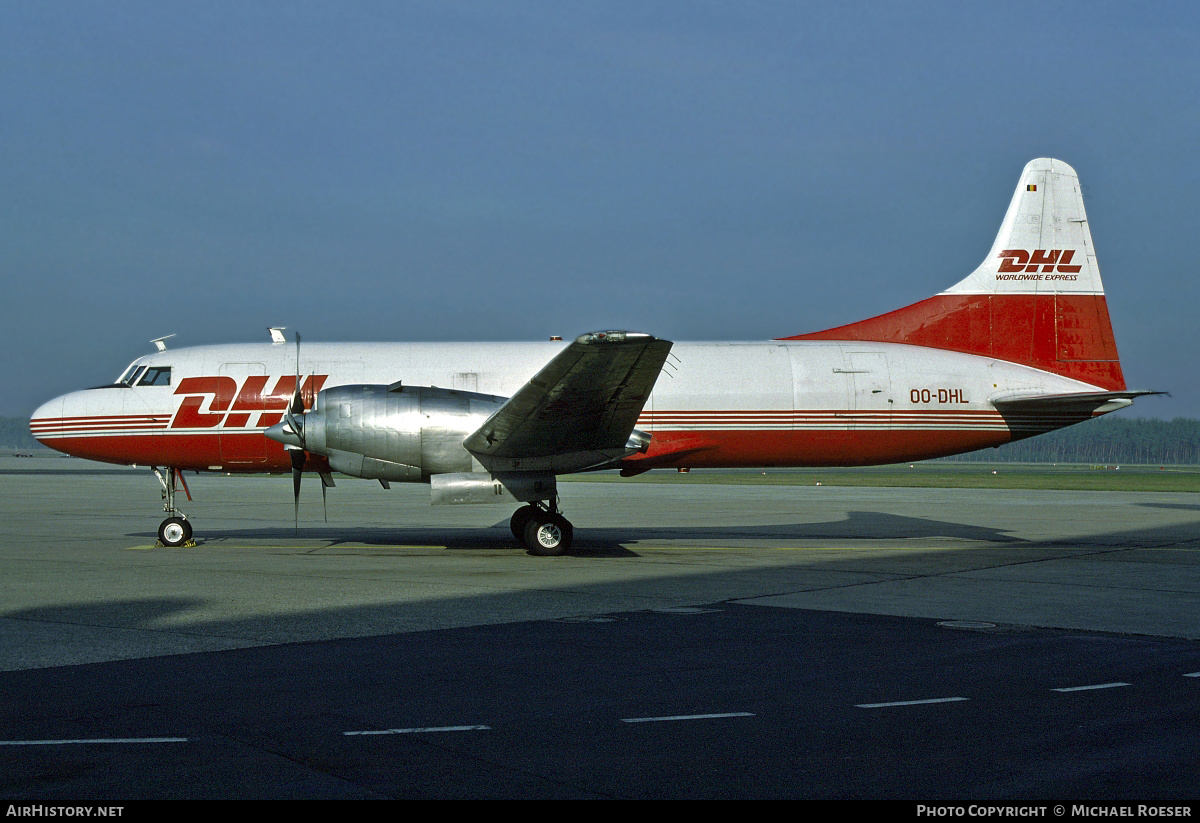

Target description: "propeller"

left=284, top=333, right=310, bottom=531
left=267, top=332, right=329, bottom=529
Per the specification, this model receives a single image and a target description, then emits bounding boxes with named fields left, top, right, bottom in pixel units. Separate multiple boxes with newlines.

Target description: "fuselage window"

left=138, top=366, right=172, bottom=386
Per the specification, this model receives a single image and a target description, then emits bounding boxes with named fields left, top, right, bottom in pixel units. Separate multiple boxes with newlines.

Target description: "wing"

left=463, top=330, right=673, bottom=474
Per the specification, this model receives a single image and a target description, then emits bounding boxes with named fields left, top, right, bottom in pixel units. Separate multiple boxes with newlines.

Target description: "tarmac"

left=2, top=455, right=1199, bottom=799
left=2, top=455, right=1198, bottom=671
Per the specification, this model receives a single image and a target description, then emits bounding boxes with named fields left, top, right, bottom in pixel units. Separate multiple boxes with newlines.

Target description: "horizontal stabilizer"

left=464, top=331, right=673, bottom=473
left=992, top=390, right=1162, bottom=413
left=991, top=390, right=1163, bottom=438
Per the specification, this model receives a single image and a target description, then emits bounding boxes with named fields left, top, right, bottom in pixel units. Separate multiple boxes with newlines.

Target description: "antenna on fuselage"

left=269, top=327, right=287, bottom=344
left=150, top=335, right=175, bottom=352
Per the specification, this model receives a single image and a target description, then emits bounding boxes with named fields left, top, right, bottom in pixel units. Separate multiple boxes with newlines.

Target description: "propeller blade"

left=285, top=331, right=309, bottom=451
left=292, top=332, right=304, bottom=413
left=320, top=471, right=335, bottom=523
left=290, top=447, right=305, bottom=532
left=284, top=331, right=306, bottom=450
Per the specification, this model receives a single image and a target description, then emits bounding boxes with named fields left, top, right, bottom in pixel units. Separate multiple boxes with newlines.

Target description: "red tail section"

left=780, top=159, right=1126, bottom=392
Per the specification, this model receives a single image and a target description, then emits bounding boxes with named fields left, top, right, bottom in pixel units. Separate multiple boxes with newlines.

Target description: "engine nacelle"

left=429, top=471, right=557, bottom=505
left=302, top=384, right=507, bottom=482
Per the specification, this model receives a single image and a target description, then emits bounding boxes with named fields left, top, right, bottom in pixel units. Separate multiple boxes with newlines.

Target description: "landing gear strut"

left=152, top=467, right=194, bottom=547
left=509, top=501, right=573, bottom=556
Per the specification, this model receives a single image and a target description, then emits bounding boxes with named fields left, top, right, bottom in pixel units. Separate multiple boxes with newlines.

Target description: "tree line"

left=4, top=414, right=1199, bottom=465
left=942, top=416, right=1200, bottom=465
left=1, top=417, right=41, bottom=450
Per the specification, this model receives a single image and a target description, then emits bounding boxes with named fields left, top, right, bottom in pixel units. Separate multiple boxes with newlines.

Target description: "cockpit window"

left=137, top=366, right=172, bottom=386
left=118, top=365, right=147, bottom=387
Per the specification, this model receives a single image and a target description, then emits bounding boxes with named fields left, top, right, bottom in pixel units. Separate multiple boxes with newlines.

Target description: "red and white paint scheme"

left=31, top=158, right=1155, bottom=555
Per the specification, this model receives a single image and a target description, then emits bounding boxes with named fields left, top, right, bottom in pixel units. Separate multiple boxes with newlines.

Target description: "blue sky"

left=3, top=1, right=1197, bottom=418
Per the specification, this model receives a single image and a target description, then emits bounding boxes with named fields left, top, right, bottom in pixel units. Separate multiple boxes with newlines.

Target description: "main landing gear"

left=152, top=466, right=195, bottom=547
left=509, top=501, right=573, bottom=556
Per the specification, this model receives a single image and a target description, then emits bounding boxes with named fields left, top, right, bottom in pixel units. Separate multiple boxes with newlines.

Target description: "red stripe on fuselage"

left=34, top=430, right=330, bottom=473
left=37, top=419, right=1079, bottom=473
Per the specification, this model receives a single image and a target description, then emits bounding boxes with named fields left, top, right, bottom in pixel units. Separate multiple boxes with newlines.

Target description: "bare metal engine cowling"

left=303, top=384, right=506, bottom=482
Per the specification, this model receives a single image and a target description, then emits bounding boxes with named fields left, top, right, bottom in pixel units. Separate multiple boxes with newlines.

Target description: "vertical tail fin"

left=781, top=159, right=1126, bottom=391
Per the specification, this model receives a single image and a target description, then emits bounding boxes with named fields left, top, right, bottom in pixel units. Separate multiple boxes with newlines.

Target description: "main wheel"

left=158, top=516, right=192, bottom=547
left=523, top=514, right=573, bottom=556
left=510, top=505, right=538, bottom=543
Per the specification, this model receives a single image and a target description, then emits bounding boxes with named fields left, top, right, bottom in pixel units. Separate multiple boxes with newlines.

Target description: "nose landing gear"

left=153, top=467, right=195, bottom=547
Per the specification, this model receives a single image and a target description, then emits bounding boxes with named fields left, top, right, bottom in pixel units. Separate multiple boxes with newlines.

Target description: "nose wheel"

left=158, top=515, right=193, bottom=547
left=510, top=502, right=573, bottom=556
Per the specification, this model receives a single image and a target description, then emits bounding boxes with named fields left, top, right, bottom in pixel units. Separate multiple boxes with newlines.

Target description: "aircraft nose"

left=29, top=395, right=66, bottom=448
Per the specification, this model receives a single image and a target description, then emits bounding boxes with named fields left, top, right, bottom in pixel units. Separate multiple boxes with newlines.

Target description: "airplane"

left=30, top=158, right=1157, bottom=556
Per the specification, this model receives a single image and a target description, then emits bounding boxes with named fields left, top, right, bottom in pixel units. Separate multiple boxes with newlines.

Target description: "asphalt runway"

left=1, top=456, right=1199, bottom=800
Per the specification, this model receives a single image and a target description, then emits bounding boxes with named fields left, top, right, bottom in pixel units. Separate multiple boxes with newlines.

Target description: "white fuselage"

left=31, top=338, right=1102, bottom=473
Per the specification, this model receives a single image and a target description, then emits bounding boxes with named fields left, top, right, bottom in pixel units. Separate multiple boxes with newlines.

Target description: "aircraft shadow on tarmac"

left=129, top=510, right=1028, bottom=556
left=119, top=500, right=1200, bottom=557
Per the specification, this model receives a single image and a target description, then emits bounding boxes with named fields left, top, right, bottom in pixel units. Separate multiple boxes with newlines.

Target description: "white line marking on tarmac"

left=621, top=712, right=755, bottom=723
left=344, top=725, right=491, bottom=736
left=1051, top=682, right=1131, bottom=692
left=0, top=737, right=188, bottom=746
left=856, top=697, right=969, bottom=709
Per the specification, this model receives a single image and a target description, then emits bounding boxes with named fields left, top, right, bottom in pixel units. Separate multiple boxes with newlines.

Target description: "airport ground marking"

left=856, top=697, right=969, bottom=709
left=344, top=725, right=491, bottom=736
left=1051, top=682, right=1131, bottom=692
left=621, top=712, right=755, bottom=723
left=0, top=737, right=188, bottom=746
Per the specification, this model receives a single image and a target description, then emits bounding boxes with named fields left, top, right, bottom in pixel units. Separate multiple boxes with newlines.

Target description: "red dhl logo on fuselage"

left=170, top=375, right=329, bottom=429
left=997, top=249, right=1082, bottom=273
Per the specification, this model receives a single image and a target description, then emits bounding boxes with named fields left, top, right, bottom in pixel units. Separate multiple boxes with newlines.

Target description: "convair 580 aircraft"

left=31, top=159, right=1156, bottom=555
